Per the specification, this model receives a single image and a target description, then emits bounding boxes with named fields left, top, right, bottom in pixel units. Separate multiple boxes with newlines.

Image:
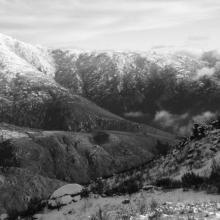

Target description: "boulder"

left=48, top=184, right=83, bottom=209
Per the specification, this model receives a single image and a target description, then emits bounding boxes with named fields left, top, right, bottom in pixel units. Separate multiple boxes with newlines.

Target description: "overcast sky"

left=0, top=0, right=220, bottom=51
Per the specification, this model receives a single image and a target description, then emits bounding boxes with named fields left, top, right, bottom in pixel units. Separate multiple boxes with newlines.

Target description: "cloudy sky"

left=0, top=0, right=220, bottom=51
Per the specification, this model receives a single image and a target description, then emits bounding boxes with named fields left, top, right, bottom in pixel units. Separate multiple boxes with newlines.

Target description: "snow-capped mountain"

left=0, top=33, right=55, bottom=81
left=55, top=48, right=204, bottom=78
left=1, top=33, right=219, bottom=136
left=0, top=33, right=206, bottom=82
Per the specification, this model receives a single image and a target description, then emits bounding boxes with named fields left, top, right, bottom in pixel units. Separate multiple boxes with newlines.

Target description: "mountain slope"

left=147, top=123, right=220, bottom=181
left=2, top=33, right=219, bottom=135
left=0, top=122, right=174, bottom=215
left=0, top=33, right=55, bottom=80
left=51, top=48, right=220, bottom=135
left=0, top=33, right=176, bottom=140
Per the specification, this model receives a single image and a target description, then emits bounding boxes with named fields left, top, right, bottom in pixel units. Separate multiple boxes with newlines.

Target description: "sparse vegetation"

left=155, top=140, right=171, bottom=156
left=7, top=197, right=45, bottom=220
left=155, top=178, right=182, bottom=189
left=92, top=131, right=110, bottom=145
left=0, top=140, right=20, bottom=169
left=181, top=172, right=206, bottom=190
left=90, top=208, right=110, bottom=220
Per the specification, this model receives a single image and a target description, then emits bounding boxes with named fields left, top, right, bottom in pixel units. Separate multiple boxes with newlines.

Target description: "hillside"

left=90, top=120, right=220, bottom=196
left=51, top=49, right=220, bottom=135
left=27, top=120, right=220, bottom=220
left=147, top=122, right=220, bottom=182
left=0, top=33, right=54, bottom=79
left=0, top=122, right=175, bottom=216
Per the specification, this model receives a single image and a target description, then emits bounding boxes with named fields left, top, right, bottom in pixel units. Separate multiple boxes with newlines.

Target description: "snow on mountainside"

left=59, top=48, right=205, bottom=78
left=0, top=33, right=205, bottom=82
left=0, top=33, right=55, bottom=80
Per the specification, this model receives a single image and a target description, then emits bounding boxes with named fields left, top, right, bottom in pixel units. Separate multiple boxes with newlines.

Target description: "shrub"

left=21, top=197, right=45, bottom=218
left=115, top=178, right=141, bottom=195
left=181, top=172, right=205, bottom=189
left=93, top=131, right=109, bottom=145
left=7, top=197, right=45, bottom=220
left=207, top=159, right=220, bottom=193
left=81, top=188, right=90, bottom=198
left=0, top=140, right=20, bottom=168
left=155, top=141, right=170, bottom=156
left=155, top=178, right=181, bottom=189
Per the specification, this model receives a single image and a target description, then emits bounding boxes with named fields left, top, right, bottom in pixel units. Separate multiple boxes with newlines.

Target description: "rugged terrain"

left=33, top=189, right=220, bottom=220
left=2, top=33, right=220, bottom=135
left=30, top=121, right=220, bottom=220
left=0, top=122, right=175, bottom=217
left=2, top=33, right=220, bottom=219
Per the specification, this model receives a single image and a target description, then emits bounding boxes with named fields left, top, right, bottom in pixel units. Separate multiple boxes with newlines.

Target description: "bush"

left=207, top=159, right=220, bottom=193
left=0, top=140, right=20, bottom=168
left=181, top=172, right=205, bottom=189
left=112, top=178, right=141, bottom=195
left=93, top=131, right=109, bottom=145
left=155, top=178, right=181, bottom=189
left=81, top=188, right=90, bottom=198
left=155, top=141, right=170, bottom=156
left=7, top=197, right=45, bottom=220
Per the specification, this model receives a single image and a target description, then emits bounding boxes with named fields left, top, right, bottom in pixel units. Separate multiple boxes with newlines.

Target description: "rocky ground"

left=32, top=189, right=220, bottom=220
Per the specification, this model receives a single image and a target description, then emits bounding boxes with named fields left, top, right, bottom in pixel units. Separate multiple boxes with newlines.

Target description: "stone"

left=48, top=184, right=83, bottom=208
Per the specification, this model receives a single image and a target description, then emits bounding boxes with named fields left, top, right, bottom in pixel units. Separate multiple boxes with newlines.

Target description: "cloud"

left=195, top=67, right=215, bottom=79
left=154, top=110, right=192, bottom=135
left=124, top=111, right=145, bottom=118
left=188, top=35, right=209, bottom=42
left=154, top=110, right=217, bottom=136
left=154, top=110, right=188, bottom=128
left=193, top=111, right=216, bottom=123
left=0, top=0, right=220, bottom=50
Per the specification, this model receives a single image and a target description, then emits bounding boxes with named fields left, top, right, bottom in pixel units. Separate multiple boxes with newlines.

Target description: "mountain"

left=0, top=33, right=176, bottom=139
left=1, top=33, right=220, bottom=219
left=51, top=48, right=220, bottom=135
left=0, top=34, right=178, bottom=217
left=2, top=33, right=220, bottom=135
left=0, top=33, right=55, bottom=79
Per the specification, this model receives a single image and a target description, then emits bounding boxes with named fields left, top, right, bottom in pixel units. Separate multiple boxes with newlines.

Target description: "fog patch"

left=154, top=110, right=188, bottom=128
left=194, top=67, right=215, bottom=80
left=193, top=111, right=216, bottom=124
left=154, top=110, right=217, bottom=136
left=124, top=111, right=145, bottom=118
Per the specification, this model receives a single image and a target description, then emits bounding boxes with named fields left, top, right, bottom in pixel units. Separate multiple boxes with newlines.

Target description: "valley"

left=0, top=33, right=220, bottom=220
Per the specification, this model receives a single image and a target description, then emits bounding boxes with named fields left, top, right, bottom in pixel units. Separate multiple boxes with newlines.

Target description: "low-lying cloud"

left=195, top=67, right=215, bottom=79
left=154, top=110, right=217, bottom=136
left=193, top=111, right=216, bottom=123
left=124, top=111, right=145, bottom=118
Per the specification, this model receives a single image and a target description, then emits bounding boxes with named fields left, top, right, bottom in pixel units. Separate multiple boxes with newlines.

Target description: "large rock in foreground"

left=48, top=184, right=83, bottom=208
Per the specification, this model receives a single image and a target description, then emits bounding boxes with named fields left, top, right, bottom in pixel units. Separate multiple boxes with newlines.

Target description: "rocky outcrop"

left=146, top=123, right=220, bottom=181
left=48, top=184, right=83, bottom=208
